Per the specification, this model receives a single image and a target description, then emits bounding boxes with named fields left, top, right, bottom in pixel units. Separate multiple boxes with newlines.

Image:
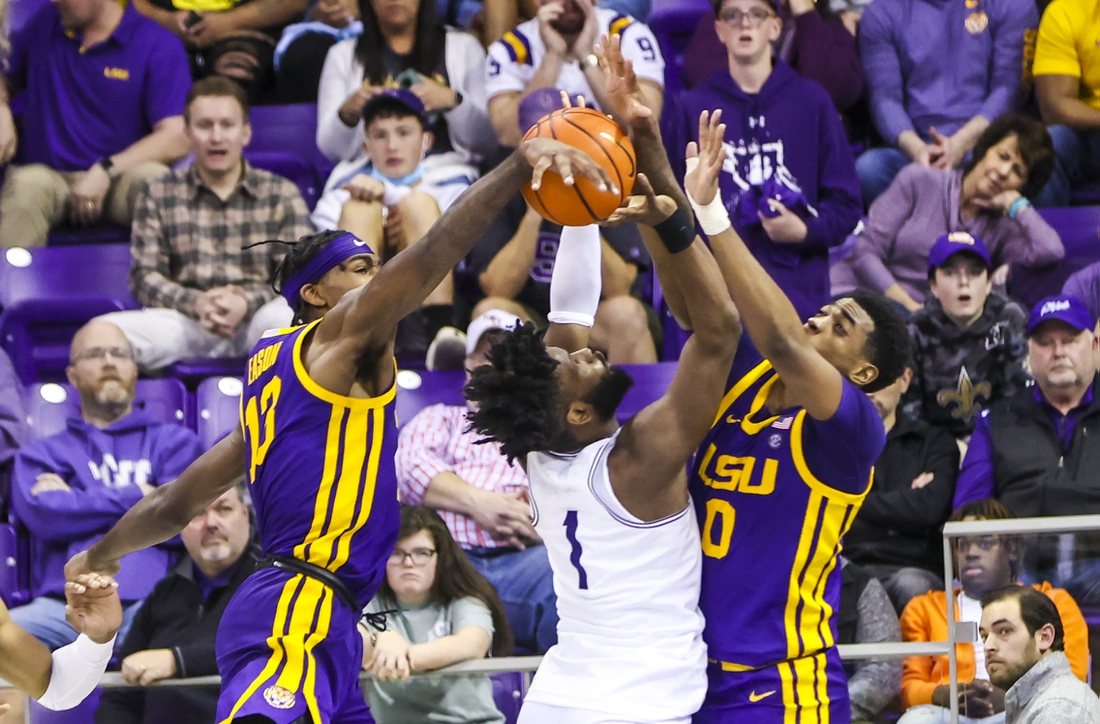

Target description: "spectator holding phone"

left=315, top=0, right=497, bottom=169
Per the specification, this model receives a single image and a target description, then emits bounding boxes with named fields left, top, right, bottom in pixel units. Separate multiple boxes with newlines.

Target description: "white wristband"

left=684, top=156, right=731, bottom=237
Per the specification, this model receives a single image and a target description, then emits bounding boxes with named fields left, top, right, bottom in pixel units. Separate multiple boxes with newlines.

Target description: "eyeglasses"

left=388, top=547, right=437, bottom=566
left=956, top=536, right=999, bottom=554
left=719, top=8, right=775, bottom=25
left=71, top=347, right=133, bottom=363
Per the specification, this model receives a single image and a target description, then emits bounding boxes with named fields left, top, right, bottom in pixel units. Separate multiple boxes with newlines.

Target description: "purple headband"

left=282, top=232, right=375, bottom=307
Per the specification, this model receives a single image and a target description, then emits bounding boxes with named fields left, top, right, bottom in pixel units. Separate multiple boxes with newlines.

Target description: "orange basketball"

left=521, top=106, right=636, bottom=226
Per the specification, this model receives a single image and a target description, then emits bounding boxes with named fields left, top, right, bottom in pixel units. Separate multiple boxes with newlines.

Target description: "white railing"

left=7, top=513, right=1100, bottom=724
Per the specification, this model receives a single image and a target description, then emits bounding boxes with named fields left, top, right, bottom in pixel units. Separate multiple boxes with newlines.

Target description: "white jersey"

left=485, top=8, right=665, bottom=109
left=524, top=432, right=707, bottom=722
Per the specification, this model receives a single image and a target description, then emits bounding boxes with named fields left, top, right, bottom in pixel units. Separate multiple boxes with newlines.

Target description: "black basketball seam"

left=559, top=112, right=633, bottom=194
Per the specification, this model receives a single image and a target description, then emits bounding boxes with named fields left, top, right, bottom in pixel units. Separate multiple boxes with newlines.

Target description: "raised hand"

left=520, top=137, right=616, bottom=195
left=604, top=173, right=676, bottom=227
left=570, top=0, right=600, bottom=61
left=537, top=2, right=569, bottom=58
left=684, top=109, right=726, bottom=207
left=595, top=33, right=651, bottom=130
left=65, top=573, right=122, bottom=645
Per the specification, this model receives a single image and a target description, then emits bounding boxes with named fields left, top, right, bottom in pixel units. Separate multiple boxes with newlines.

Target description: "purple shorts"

left=693, top=648, right=850, bottom=724
left=215, top=567, right=373, bottom=724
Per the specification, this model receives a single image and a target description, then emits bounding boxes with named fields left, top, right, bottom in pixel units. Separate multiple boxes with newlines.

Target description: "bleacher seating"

left=0, top=245, right=137, bottom=385
left=25, top=379, right=189, bottom=440
left=490, top=671, right=525, bottom=724
left=1008, top=206, right=1100, bottom=313
left=0, top=522, right=24, bottom=607
left=196, top=376, right=244, bottom=450
left=245, top=103, right=336, bottom=212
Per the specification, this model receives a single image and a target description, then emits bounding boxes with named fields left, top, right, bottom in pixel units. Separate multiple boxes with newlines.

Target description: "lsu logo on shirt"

left=103, top=67, right=130, bottom=81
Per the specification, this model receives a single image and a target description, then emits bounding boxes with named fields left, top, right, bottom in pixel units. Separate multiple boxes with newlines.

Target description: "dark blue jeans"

left=465, top=544, right=558, bottom=654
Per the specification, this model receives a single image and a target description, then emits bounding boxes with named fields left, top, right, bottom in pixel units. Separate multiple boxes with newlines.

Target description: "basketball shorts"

left=693, top=648, right=850, bottom=724
left=215, top=567, right=373, bottom=724
left=519, top=701, right=691, bottom=724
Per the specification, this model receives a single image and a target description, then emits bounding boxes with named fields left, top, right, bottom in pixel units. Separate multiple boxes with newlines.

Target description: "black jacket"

left=844, top=414, right=959, bottom=573
left=986, top=380, right=1100, bottom=519
left=94, top=544, right=262, bottom=724
left=906, top=292, right=1030, bottom=438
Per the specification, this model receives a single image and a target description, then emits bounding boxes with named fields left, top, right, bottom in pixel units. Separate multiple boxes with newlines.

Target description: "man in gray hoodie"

left=980, top=585, right=1100, bottom=724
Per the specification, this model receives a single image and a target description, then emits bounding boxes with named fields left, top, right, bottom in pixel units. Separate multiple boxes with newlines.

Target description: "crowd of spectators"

left=4, top=0, right=1100, bottom=718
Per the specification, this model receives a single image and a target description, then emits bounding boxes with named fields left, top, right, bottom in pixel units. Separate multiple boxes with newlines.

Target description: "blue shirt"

left=7, top=2, right=191, bottom=171
left=859, top=0, right=1037, bottom=144
left=955, top=383, right=1095, bottom=508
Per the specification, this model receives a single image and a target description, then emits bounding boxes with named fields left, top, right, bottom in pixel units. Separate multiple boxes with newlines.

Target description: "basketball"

left=521, top=106, right=636, bottom=227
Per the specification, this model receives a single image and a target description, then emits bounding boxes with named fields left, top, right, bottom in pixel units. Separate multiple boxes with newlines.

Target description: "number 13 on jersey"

left=244, top=376, right=282, bottom=479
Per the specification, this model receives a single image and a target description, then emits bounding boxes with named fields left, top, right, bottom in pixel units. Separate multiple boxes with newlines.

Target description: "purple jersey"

left=240, top=320, right=400, bottom=608
left=688, top=338, right=884, bottom=670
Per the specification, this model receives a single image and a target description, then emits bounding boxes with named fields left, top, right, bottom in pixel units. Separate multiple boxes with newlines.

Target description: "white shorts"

left=517, top=701, right=691, bottom=724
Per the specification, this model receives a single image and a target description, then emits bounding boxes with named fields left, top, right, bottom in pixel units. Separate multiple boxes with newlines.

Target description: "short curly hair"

left=962, top=113, right=1055, bottom=200
left=849, top=291, right=912, bottom=394
left=463, top=323, right=566, bottom=463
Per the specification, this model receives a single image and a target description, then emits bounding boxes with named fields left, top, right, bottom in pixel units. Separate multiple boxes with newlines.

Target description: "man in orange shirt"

left=897, top=500, right=1089, bottom=723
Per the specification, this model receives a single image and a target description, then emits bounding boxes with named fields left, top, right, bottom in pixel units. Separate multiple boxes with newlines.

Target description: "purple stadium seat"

left=196, top=376, right=244, bottom=450
left=617, top=362, right=676, bottom=420
left=0, top=523, right=26, bottom=608
left=25, top=379, right=190, bottom=440
left=1072, top=183, right=1100, bottom=207
left=651, top=3, right=710, bottom=136
left=395, top=370, right=466, bottom=427
left=166, top=357, right=248, bottom=390
left=1007, top=206, right=1100, bottom=313
left=29, top=688, right=100, bottom=724
left=247, top=103, right=336, bottom=202
left=47, top=223, right=131, bottom=247
left=245, top=150, right=323, bottom=211
left=0, top=245, right=138, bottom=385
left=491, top=671, right=525, bottom=724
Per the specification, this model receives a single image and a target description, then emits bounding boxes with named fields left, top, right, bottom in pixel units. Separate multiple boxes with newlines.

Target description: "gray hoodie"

left=1006, top=652, right=1100, bottom=724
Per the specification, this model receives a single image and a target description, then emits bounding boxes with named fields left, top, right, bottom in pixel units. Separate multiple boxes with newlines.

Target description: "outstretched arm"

left=688, top=111, right=846, bottom=421
left=69, top=428, right=246, bottom=577
left=605, top=116, right=741, bottom=522
left=303, top=140, right=616, bottom=396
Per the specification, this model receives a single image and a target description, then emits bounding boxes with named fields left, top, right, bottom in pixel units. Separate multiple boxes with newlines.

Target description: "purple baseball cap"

left=1027, top=294, right=1095, bottom=335
left=361, top=88, right=427, bottom=128
left=926, top=231, right=992, bottom=274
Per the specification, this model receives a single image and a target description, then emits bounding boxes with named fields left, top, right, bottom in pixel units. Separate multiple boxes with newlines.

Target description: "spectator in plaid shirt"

left=100, top=77, right=314, bottom=371
left=395, top=309, right=557, bottom=654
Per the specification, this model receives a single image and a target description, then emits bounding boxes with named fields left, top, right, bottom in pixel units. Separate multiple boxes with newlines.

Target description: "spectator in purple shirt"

left=955, top=294, right=1100, bottom=606
left=8, top=320, right=203, bottom=653
left=1062, top=263, right=1100, bottom=336
left=679, top=0, right=865, bottom=118
left=832, top=114, right=1061, bottom=313
left=670, top=0, right=863, bottom=321
left=855, top=0, right=1037, bottom=206
left=0, top=0, right=191, bottom=249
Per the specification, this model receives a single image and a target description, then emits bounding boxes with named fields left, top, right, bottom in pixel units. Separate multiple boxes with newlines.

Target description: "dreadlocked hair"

left=464, top=322, right=563, bottom=463
left=272, top=229, right=348, bottom=325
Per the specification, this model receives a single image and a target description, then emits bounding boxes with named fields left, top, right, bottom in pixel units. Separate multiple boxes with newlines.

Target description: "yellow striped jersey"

left=240, top=321, right=399, bottom=608
left=687, top=338, right=884, bottom=669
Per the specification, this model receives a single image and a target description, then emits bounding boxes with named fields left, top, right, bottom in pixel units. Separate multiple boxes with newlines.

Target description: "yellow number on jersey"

left=244, top=376, right=282, bottom=480
left=701, top=499, right=735, bottom=559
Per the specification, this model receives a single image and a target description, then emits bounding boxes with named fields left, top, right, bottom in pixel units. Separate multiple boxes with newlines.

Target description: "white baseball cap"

left=465, top=310, right=522, bottom=355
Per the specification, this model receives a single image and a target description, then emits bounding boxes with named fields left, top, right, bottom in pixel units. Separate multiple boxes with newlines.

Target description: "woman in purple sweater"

left=831, top=114, right=1062, bottom=312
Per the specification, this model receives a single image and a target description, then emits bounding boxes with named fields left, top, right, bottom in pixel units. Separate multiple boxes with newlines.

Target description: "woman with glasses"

left=359, top=504, right=513, bottom=724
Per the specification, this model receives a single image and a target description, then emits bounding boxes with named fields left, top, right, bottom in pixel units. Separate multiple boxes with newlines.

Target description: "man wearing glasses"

left=895, top=499, right=1089, bottom=724
left=669, top=0, right=862, bottom=323
left=8, top=320, right=203, bottom=654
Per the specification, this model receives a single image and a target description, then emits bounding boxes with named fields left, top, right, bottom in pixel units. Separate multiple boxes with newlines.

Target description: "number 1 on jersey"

left=564, top=510, right=588, bottom=590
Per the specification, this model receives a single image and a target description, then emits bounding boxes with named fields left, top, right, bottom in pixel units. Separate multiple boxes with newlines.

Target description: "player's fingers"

left=554, top=153, right=575, bottom=187
left=529, top=155, right=553, bottom=190
left=686, top=141, right=699, bottom=160
left=623, top=58, right=637, bottom=84
left=559, top=89, right=571, bottom=109
left=634, top=173, right=657, bottom=203
left=576, top=95, right=586, bottom=108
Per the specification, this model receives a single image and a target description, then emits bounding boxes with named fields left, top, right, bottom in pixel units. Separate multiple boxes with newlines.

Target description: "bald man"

left=8, top=321, right=203, bottom=652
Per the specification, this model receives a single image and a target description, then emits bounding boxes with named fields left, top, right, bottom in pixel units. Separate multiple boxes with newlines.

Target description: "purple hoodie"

left=670, top=60, right=863, bottom=320
left=11, top=411, right=203, bottom=601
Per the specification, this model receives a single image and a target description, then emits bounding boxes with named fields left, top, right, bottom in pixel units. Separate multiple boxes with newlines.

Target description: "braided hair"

left=464, top=323, right=566, bottom=463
